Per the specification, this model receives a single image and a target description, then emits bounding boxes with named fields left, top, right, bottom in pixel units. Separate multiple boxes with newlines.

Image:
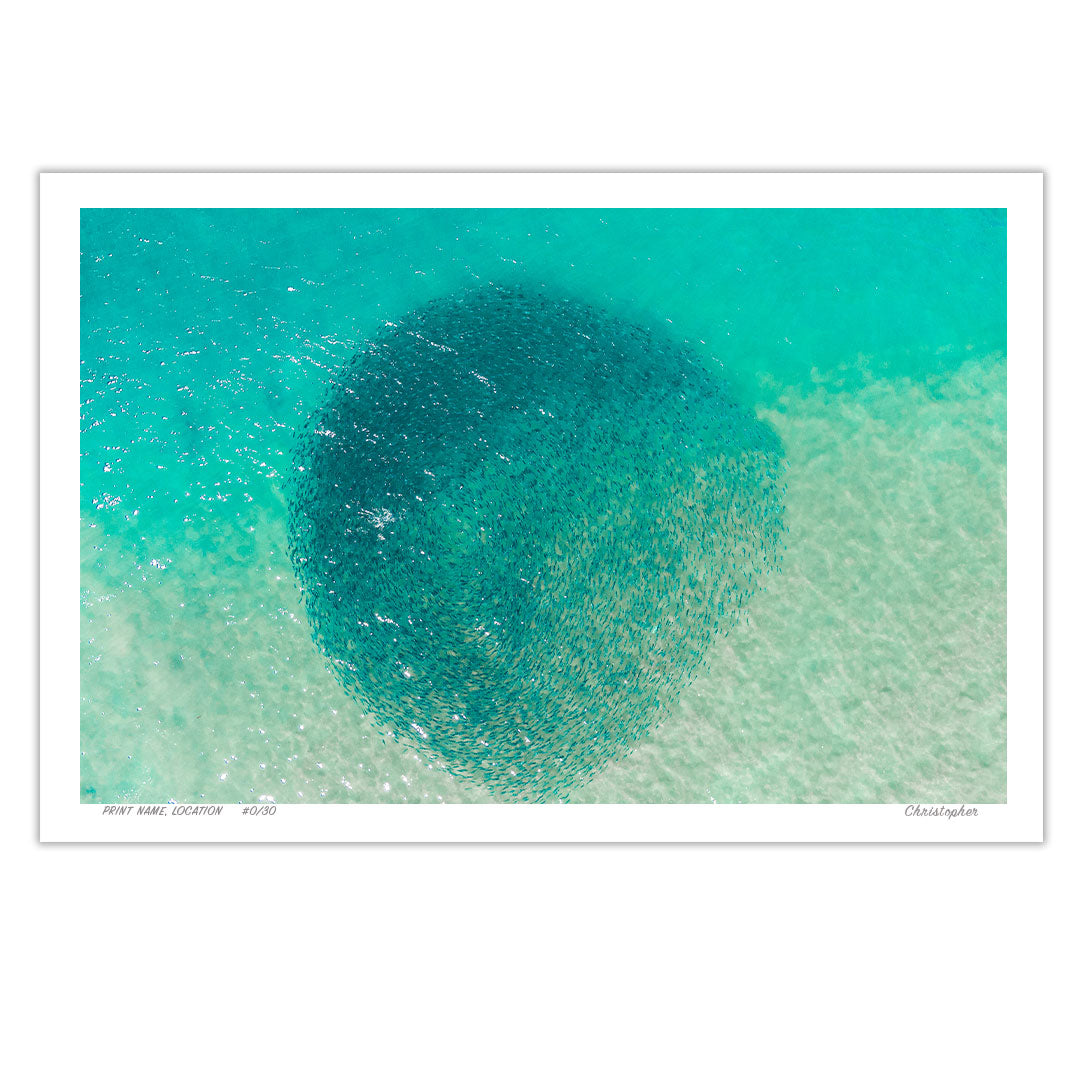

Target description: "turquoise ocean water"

left=80, top=208, right=1006, bottom=804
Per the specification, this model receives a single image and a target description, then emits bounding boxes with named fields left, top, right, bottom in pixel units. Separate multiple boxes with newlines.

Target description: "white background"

left=5, top=2, right=1076, bottom=1077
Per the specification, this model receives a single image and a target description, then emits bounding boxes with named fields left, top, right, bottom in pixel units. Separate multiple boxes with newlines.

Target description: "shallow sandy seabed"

left=80, top=353, right=1005, bottom=804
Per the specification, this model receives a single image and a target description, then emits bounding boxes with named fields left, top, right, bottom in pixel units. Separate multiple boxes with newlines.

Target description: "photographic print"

left=40, top=173, right=1042, bottom=840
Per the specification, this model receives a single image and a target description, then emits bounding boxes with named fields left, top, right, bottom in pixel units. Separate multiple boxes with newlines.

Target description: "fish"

left=285, top=284, right=786, bottom=801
